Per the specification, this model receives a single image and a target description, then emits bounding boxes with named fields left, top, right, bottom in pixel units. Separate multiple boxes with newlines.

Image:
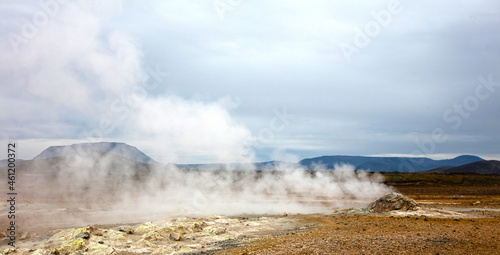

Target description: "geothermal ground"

left=1, top=173, right=499, bottom=254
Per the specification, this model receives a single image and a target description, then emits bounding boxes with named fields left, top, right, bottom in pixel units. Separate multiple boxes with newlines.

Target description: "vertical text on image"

left=6, top=142, right=17, bottom=247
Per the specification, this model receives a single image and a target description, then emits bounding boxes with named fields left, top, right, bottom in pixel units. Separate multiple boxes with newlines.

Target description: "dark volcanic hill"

left=33, top=142, right=158, bottom=164
left=0, top=152, right=161, bottom=206
left=421, top=160, right=500, bottom=174
left=13, top=152, right=156, bottom=175
left=298, top=155, right=484, bottom=172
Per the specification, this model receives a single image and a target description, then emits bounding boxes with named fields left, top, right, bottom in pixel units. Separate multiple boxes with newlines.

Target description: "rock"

left=105, top=230, right=127, bottom=241
left=20, top=232, right=32, bottom=240
left=369, top=192, right=419, bottom=212
left=1, top=249, right=16, bottom=255
left=118, top=227, right=135, bottom=234
left=75, top=231, right=90, bottom=240
left=84, top=242, right=114, bottom=254
left=204, top=226, right=226, bottom=235
left=55, top=238, right=87, bottom=254
left=135, top=222, right=159, bottom=234
left=142, top=230, right=166, bottom=242
left=191, top=222, right=205, bottom=232
left=169, top=232, right=182, bottom=241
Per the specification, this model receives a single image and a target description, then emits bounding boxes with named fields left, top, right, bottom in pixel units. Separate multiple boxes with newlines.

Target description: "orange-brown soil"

left=216, top=173, right=500, bottom=254
left=217, top=214, right=499, bottom=254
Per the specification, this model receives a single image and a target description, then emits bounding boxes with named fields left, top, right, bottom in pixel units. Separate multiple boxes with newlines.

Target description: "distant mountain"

left=176, top=155, right=484, bottom=172
left=176, top=161, right=290, bottom=170
left=0, top=152, right=161, bottom=205
left=10, top=152, right=156, bottom=174
left=434, top=155, right=486, bottom=168
left=33, top=142, right=158, bottom=164
left=0, top=159, right=25, bottom=167
left=4, top=141, right=488, bottom=173
left=421, top=160, right=500, bottom=174
left=298, top=155, right=484, bottom=172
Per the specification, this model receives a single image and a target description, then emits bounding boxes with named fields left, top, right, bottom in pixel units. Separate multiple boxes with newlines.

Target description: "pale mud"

left=1, top=214, right=298, bottom=254
left=329, top=206, right=485, bottom=219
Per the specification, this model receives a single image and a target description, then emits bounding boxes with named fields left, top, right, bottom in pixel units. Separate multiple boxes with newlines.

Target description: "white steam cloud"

left=24, top=153, right=392, bottom=227
left=123, top=165, right=391, bottom=219
left=128, top=96, right=255, bottom=164
left=0, top=1, right=393, bottom=230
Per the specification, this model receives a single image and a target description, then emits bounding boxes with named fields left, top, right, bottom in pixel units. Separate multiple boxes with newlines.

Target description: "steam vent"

left=369, top=192, right=419, bottom=213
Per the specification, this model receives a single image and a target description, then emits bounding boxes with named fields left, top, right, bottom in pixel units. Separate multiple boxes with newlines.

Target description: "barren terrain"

left=1, top=173, right=499, bottom=254
left=218, top=173, right=500, bottom=254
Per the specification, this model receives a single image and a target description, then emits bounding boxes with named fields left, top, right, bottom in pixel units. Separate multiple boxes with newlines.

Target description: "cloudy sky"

left=1, top=0, right=499, bottom=163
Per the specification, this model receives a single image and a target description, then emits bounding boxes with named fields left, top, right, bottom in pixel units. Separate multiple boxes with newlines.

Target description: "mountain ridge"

left=175, top=161, right=291, bottom=171
left=298, top=155, right=484, bottom=172
left=0, top=158, right=25, bottom=167
left=33, top=142, right=158, bottom=164
left=0, top=142, right=490, bottom=173
left=421, top=160, right=500, bottom=174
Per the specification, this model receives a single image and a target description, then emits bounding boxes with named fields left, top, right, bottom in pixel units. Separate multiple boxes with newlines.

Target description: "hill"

left=421, top=160, right=500, bottom=174
left=0, top=152, right=160, bottom=205
left=176, top=161, right=290, bottom=170
left=33, top=142, right=158, bottom=164
left=10, top=152, right=156, bottom=175
left=0, top=158, right=25, bottom=167
left=298, top=155, right=484, bottom=172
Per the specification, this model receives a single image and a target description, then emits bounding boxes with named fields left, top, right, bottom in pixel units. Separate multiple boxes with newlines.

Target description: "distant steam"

left=18, top=148, right=392, bottom=229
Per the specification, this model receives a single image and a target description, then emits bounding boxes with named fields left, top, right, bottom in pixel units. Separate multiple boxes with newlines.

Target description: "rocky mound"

left=369, top=192, right=419, bottom=212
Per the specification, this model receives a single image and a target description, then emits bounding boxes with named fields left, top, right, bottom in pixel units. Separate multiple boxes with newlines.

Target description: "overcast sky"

left=1, top=0, right=499, bottom=163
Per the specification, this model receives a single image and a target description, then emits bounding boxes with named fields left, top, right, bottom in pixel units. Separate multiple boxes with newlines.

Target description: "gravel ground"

left=217, top=213, right=500, bottom=254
